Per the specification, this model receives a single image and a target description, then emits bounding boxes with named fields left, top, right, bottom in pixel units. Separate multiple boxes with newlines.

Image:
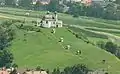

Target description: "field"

left=0, top=7, right=120, bottom=74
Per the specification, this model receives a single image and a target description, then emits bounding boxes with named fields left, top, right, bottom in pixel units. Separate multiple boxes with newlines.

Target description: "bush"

left=32, top=21, right=37, bottom=24
left=12, top=63, right=18, bottom=68
left=36, top=66, right=41, bottom=71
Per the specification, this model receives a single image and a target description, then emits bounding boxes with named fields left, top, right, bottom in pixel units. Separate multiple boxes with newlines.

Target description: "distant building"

left=0, top=67, right=9, bottom=74
left=40, top=11, right=63, bottom=28
left=65, top=0, right=92, bottom=5
left=81, top=0, right=92, bottom=5
left=25, top=71, right=47, bottom=74
left=32, top=0, right=50, bottom=5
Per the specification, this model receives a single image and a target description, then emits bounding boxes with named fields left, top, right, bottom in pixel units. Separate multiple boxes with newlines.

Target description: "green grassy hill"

left=9, top=27, right=120, bottom=73
left=0, top=7, right=120, bottom=74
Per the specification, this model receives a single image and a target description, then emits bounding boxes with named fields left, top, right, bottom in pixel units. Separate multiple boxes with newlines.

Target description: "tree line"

left=97, top=41, right=120, bottom=59
left=0, top=20, right=16, bottom=67
left=10, top=64, right=90, bottom=74
left=1, top=0, right=120, bottom=20
left=52, top=64, right=89, bottom=74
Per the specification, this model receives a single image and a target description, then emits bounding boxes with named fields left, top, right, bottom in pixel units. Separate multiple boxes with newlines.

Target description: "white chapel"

left=40, top=11, right=63, bottom=28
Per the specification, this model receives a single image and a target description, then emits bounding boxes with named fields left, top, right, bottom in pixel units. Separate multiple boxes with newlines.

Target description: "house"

left=0, top=67, right=9, bottom=74
left=25, top=71, right=47, bottom=74
left=80, top=0, right=92, bottom=5
left=65, top=0, right=92, bottom=5
left=40, top=11, right=63, bottom=28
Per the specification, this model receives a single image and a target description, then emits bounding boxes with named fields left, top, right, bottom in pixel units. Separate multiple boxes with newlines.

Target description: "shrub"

left=36, top=66, right=41, bottom=71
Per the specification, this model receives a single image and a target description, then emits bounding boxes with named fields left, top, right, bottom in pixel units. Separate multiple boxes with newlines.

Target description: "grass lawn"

left=8, top=26, right=120, bottom=74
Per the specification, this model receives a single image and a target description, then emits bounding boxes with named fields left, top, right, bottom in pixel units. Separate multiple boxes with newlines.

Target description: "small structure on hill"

left=25, top=12, right=30, bottom=16
left=40, top=11, right=63, bottom=28
left=51, top=28, right=56, bottom=33
left=66, top=45, right=70, bottom=50
left=59, top=37, right=64, bottom=42
left=76, top=50, right=81, bottom=55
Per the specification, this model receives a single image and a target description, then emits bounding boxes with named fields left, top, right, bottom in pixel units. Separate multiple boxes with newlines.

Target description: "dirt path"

left=0, top=15, right=16, bottom=19
left=69, top=25, right=120, bottom=42
left=82, top=26, right=120, bottom=33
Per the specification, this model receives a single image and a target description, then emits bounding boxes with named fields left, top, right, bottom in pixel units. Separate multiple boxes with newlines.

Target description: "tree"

left=52, top=68, right=60, bottom=74
left=52, top=68, right=57, bottom=74
left=96, top=41, right=105, bottom=49
left=103, top=3, right=117, bottom=20
left=36, top=66, right=41, bottom=71
left=105, top=42, right=117, bottom=54
left=10, top=68, right=17, bottom=74
left=56, top=67, right=60, bottom=74
left=18, top=0, right=32, bottom=9
left=46, top=0, right=59, bottom=12
left=0, top=49, right=13, bottom=67
left=62, top=64, right=89, bottom=74
left=5, top=0, right=15, bottom=6
left=12, top=63, right=18, bottom=68
left=115, top=0, right=120, bottom=4
left=0, top=21, right=14, bottom=67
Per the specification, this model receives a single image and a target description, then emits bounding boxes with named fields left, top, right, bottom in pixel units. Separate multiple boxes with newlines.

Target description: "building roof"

left=25, top=71, right=47, bottom=74
left=32, top=0, right=50, bottom=5
left=0, top=68, right=9, bottom=74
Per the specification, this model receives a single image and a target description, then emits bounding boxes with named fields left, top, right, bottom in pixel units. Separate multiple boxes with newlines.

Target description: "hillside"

left=0, top=7, right=120, bottom=74
left=9, top=26, right=120, bottom=73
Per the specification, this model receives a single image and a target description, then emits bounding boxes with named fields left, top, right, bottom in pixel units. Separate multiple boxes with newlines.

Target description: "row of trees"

left=0, top=0, right=32, bottom=8
left=0, top=20, right=15, bottom=67
left=52, top=64, right=89, bottom=74
left=97, top=41, right=120, bottom=59
left=35, top=64, right=89, bottom=74
left=67, top=1, right=120, bottom=20
left=9, top=64, right=90, bottom=74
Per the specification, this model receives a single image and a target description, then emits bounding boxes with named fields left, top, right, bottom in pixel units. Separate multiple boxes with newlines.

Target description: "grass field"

left=9, top=27, right=120, bottom=74
left=0, top=7, right=120, bottom=74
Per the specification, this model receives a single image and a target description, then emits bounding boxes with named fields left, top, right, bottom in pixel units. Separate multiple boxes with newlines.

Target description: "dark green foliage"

left=52, top=64, right=89, bottom=74
left=66, top=2, right=120, bottom=20
left=105, top=42, right=117, bottom=54
left=46, top=69, right=49, bottom=74
left=52, top=68, right=61, bottom=74
left=63, top=64, right=89, bottom=74
left=0, top=27, right=15, bottom=50
left=2, top=20, right=13, bottom=27
left=10, top=68, right=18, bottom=74
left=11, top=19, right=24, bottom=23
left=18, top=0, right=32, bottom=9
left=12, top=63, right=18, bottom=68
left=105, top=72, right=109, bottom=74
left=5, top=0, right=15, bottom=6
left=46, top=0, right=59, bottom=12
left=96, top=41, right=120, bottom=59
left=36, top=66, right=41, bottom=71
left=0, top=21, right=14, bottom=67
left=114, top=0, right=120, bottom=5
left=32, top=21, right=37, bottom=24
left=17, top=24, right=41, bottom=32
left=96, top=41, right=105, bottom=49
left=0, top=49, right=13, bottom=67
